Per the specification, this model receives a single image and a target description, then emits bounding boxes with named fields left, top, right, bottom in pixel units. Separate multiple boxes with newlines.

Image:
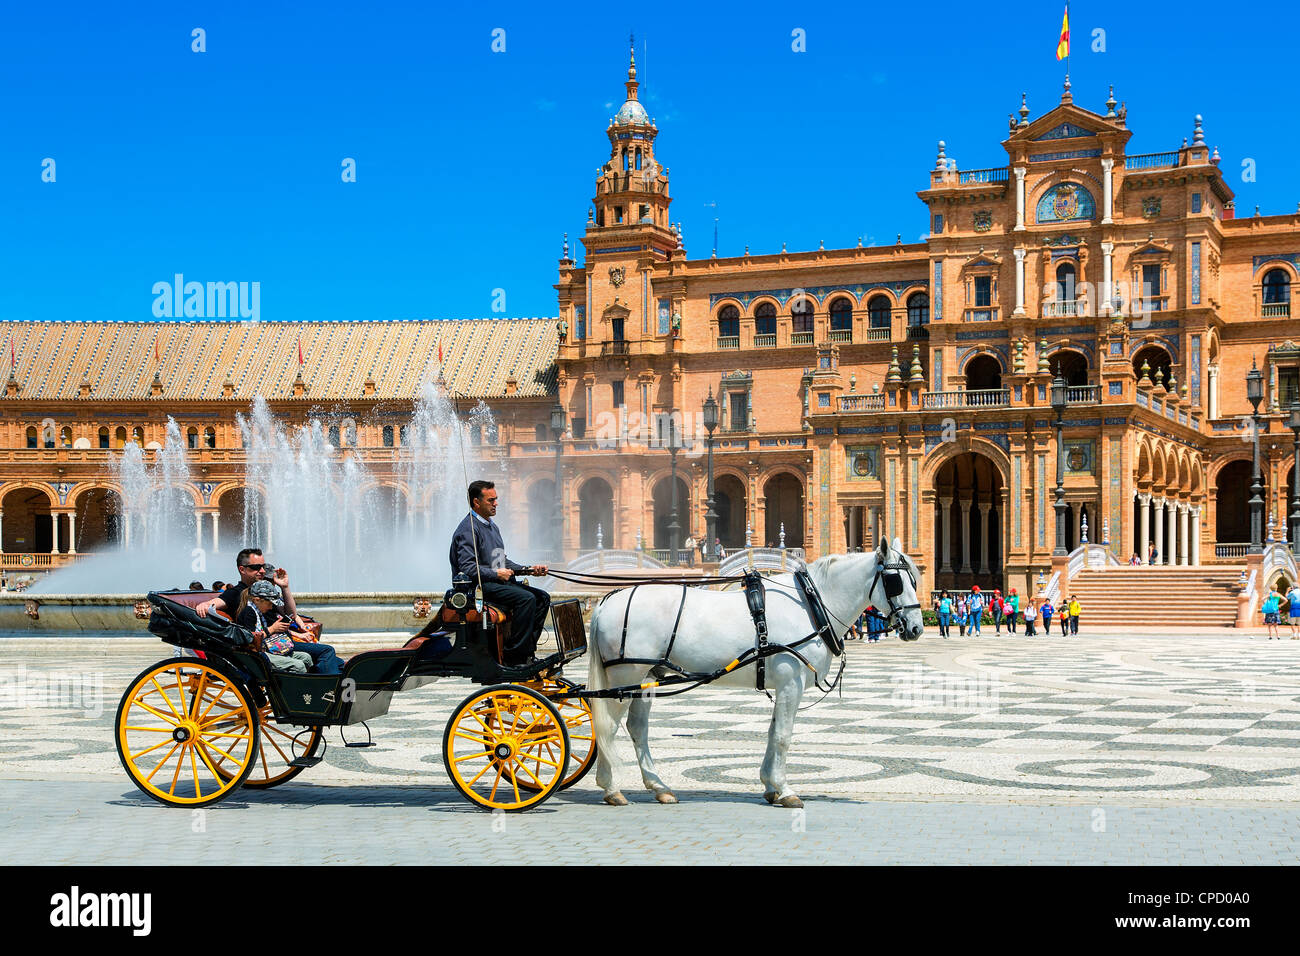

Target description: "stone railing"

left=1042, top=299, right=1079, bottom=318
left=565, top=549, right=667, bottom=572
left=865, top=327, right=891, bottom=342
left=1125, top=151, right=1179, bottom=170
left=718, top=547, right=807, bottom=577
left=791, top=331, right=813, bottom=345
left=716, top=335, right=740, bottom=350
left=839, top=394, right=887, bottom=412
left=1067, top=385, right=1101, bottom=405
left=958, top=166, right=1009, bottom=184
left=1262, top=303, right=1290, bottom=318
left=829, top=329, right=852, bottom=343
left=753, top=333, right=776, bottom=348
left=921, top=389, right=1010, bottom=409
left=1215, top=543, right=1249, bottom=558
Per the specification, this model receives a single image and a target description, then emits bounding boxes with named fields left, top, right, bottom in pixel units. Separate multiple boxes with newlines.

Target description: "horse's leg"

left=591, top=662, right=645, bottom=807
left=627, top=693, right=676, bottom=804
left=759, top=657, right=806, bottom=808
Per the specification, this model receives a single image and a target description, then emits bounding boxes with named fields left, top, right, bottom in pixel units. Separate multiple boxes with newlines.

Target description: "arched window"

left=382, top=425, right=395, bottom=447
left=1263, top=268, right=1291, bottom=310
left=98, top=426, right=110, bottom=449
left=114, top=427, right=127, bottom=449
left=534, top=424, right=547, bottom=442
left=130, top=427, right=143, bottom=445
left=187, top=427, right=199, bottom=450
left=399, top=424, right=409, bottom=445
left=717, top=305, right=740, bottom=338
left=755, top=302, right=777, bottom=337
left=635, top=147, right=642, bottom=171
left=1056, top=262, right=1077, bottom=301
left=907, top=292, right=929, bottom=326
left=25, top=426, right=37, bottom=449
left=791, top=298, right=814, bottom=335
left=328, top=424, right=340, bottom=447
left=1049, top=350, right=1089, bottom=387
left=59, top=427, right=72, bottom=447
left=867, top=295, right=891, bottom=329
left=203, top=427, right=216, bottom=449
left=829, top=297, right=853, bottom=332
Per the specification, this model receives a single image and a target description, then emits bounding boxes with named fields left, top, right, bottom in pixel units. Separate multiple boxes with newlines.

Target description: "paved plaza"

left=3, top=631, right=1300, bottom=864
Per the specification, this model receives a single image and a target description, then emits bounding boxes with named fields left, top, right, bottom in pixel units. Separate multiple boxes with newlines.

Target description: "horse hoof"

left=777, top=795, right=804, bottom=809
left=763, top=791, right=778, bottom=805
left=654, top=790, right=678, bottom=805
left=603, top=792, right=629, bottom=807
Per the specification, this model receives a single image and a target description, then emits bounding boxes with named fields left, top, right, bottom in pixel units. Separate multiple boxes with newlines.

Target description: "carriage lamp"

left=1051, top=375, right=1068, bottom=557
left=703, top=390, right=719, bottom=562
left=1247, top=358, right=1264, bottom=554
left=1288, top=402, right=1300, bottom=556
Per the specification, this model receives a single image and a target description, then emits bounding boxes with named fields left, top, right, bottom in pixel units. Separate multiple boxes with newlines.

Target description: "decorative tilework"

left=1252, top=253, right=1300, bottom=274
left=1030, top=149, right=1102, bottom=162
left=933, top=350, right=943, bottom=392
left=933, top=214, right=944, bottom=234
left=1037, top=454, right=1046, bottom=549
left=820, top=446, right=831, bottom=553
left=847, top=445, right=879, bottom=479
left=1191, top=242, right=1201, bottom=305
left=1013, top=455, right=1022, bottom=548
left=933, top=262, right=943, bottom=320
left=1036, top=183, right=1097, bottom=223
left=888, top=459, right=897, bottom=543
left=1103, top=417, right=1128, bottom=425
left=657, top=298, right=671, bottom=336
left=1034, top=122, right=1095, bottom=141
left=1190, top=334, right=1202, bottom=404
left=955, top=329, right=1010, bottom=341
left=841, top=425, right=888, bottom=435
left=709, top=280, right=925, bottom=310
left=1109, top=381, right=1123, bottom=396
left=1109, top=439, right=1122, bottom=556
left=910, top=458, right=919, bottom=549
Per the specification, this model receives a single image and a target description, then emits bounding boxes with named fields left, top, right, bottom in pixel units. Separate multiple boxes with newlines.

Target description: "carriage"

left=115, top=581, right=597, bottom=812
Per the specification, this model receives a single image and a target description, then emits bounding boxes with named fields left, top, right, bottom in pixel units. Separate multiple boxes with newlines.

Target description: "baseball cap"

left=249, top=580, right=284, bottom=605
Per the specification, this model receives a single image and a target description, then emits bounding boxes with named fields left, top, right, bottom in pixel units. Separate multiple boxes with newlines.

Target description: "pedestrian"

left=1007, top=588, right=1020, bottom=633
left=683, top=534, right=696, bottom=567
left=1262, top=589, right=1282, bottom=640
left=1288, top=581, right=1300, bottom=640
left=715, top=538, right=725, bottom=559
left=1068, top=594, right=1081, bottom=635
left=1058, top=603, right=1069, bottom=635
left=937, top=590, right=952, bottom=638
left=1040, top=598, right=1054, bottom=635
left=991, top=589, right=1004, bottom=634
left=1129, top=552, right=1141, bottom=566
left=968, top=586, right=984, bottom=636
left=1024, top=597, right=1037, bottom=636
left=864, top=605, right=888, bottom=642
left=957, top=595, right=968, bottom=636
left=1147, top=543, right=1159, bottom=565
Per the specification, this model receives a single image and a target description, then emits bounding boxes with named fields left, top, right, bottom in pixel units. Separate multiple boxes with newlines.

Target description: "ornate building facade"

left=3, top=51, right=1299, bottom=602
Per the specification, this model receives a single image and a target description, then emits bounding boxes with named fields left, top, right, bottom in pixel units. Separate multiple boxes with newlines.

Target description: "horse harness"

left=867, top=559, right=922, bottom=632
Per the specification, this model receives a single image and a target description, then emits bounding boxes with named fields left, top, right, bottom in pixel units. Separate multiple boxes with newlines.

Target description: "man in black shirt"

left=197, top=548, right=301, bottom=622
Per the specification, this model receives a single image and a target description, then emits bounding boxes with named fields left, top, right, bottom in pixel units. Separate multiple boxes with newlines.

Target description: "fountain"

left=8, top=384, right=529, bottom=637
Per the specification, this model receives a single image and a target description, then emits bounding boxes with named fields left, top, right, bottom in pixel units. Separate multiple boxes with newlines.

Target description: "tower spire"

left=626, top=32, right=639, bottom=100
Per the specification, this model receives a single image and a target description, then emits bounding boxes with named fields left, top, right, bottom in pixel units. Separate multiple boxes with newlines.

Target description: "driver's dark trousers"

left=481, top=579, right=551, bottom=663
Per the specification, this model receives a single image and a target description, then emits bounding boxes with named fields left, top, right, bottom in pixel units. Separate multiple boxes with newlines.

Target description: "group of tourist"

left=931, top=588, right=1082, bottom=637
left=1261, top=581, right=1300, bottom=640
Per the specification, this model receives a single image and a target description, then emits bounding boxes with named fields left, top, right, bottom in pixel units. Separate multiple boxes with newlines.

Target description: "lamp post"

left=1051, top=374, right=1069, bottom=557
left=551, top=402, right=566, bottom=562
left=667, top=411, right=682, bottom=566
left=1289, top=401, right=1300, bottom=558
left=1246, top=359, right=1264, bottom=556
left=702, top=389, right=719, bottom=562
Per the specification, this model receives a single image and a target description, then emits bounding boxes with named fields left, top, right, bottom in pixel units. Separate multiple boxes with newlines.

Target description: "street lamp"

left=666, top=411, right=683, bottom=566
left=702, top=389, right=719, bottom=562
left=1051, top=374, right=1069, bottom=557
left=1246, top=359, right=1264, bottom=556
left=1288, top=401, right=1300, bottom=557
left=551, top=402, right=566, bottom=562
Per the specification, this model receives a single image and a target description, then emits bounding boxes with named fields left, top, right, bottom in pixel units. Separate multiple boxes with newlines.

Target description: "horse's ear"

left=876, top=536, right=890, bottom=561
left=892, top=536, right=904, bottom=556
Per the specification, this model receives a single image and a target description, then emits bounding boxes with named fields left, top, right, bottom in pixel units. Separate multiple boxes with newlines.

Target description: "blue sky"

left=2, top=0, right=1294, bottom=324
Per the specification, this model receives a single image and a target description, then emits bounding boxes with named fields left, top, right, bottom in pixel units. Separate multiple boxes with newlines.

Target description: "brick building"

left=3, top=50, right=1299, bottom=609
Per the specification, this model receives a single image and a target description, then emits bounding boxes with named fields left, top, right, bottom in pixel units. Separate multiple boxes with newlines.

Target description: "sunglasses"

left=241, top=564, right=267, bottom=571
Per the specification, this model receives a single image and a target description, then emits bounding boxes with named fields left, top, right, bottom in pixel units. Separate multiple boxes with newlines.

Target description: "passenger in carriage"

left=450, top=480, right=551, bottom=665
left=240, top=580, right=343, bottom=675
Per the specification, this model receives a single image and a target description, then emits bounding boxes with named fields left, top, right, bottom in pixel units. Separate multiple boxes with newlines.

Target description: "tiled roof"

left=0, top=319, right=559, bottom=401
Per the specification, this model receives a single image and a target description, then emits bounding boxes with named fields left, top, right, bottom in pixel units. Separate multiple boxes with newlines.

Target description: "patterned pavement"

left=2, top=632, right=1299, bottom=863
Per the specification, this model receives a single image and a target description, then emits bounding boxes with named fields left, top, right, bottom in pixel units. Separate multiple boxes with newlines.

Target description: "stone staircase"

left=1063, top=566, right=1244, bottom=628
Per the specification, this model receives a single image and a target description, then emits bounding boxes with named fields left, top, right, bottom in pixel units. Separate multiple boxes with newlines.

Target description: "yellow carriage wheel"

left=115, top=659, right=259, bottom=807
left=442, top=684, right=569, bottom=811
left=513, top=678, right=596, bottom=792
left=211, top=702, right=322, bottom=789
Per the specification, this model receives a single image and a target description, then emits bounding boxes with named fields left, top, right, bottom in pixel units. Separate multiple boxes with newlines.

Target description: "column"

left=1179, top=503, right=1190, bottom=565
left=51, top=513, right=60, bottom=555
left=67, top=513, right=77, bottom=554
left=939, top=497, right=952, bottom=572
left=958, top=495, right=972, bottom=573
left=1013, top=247, right=1027, bottom=316
left=977, top=498, right=990, bottom=573
left=1208, top=366, right=1219, bottom=419
left=1013, top=166, right=1027, bottom=231
left=1190, top=506, right=1202, bottom=565
left=0, top=510, right=4, bottom=555
left=1138, top=493, right=1150, bottom=562
left=211, top=512, right=220, bottom=554
left=1166, top=500, right=1178, bottom=565
left=1073, top=502, right=1082, bottom=550
left=1100, top=158, right=1114, bottom=225
left=1101, top=241, right=1114, bottom=315
left=1153, top=499, right=1165, bottom=565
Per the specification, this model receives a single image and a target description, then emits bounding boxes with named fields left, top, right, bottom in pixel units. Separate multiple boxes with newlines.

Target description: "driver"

left=450, top=480, right=550, bottom=665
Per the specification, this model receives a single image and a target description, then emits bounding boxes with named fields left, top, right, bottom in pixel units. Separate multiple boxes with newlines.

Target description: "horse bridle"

left=868, top=553, right=922, bottom=633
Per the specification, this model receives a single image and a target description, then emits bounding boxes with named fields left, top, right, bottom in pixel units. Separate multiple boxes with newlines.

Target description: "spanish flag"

left=1056, top=5, right=1070, bottom=60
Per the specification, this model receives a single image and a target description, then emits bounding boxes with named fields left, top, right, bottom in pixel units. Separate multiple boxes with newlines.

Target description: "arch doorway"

left=74, top=488, right=124, bottom=552
left=763, top=473, right=804, bottom=549
left=1049, top=349, right=1089, bottom=386
left=578, top=478, right=613, bottom=550
left=1133, top=345, right=1173, bottom=387
left=932, top=452, right=1004, bottom=590
left=712, top=474, right=747, bottom=550
left=652, top=475, right=690, bottom=553
left=2, top=488, right=53, bottom=553
left=964, top=354, right=1002, bottom=392
left=1215, top=460, right=1258, bottom=546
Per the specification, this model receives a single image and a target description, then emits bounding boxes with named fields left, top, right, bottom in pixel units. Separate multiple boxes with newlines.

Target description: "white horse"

left=586, top=537, right=924, bottom=807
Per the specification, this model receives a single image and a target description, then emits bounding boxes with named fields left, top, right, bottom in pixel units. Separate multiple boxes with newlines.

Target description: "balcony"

left=829, top=329, right=852, bottom=343
left=600, top=340, right=630, bottom=356
left=1125, top=151, right=1179, bottom=171
left=865, top=326, right=891, bottom=342
left=1262, top=302, right=1291, bottom=318
left=963, top=308, right=999, bottom=322
left=716, top=336, right=740, bottom=350
left=791, top=331, right=813, bottom=346
left=1042, top=299, right=1079, bottom=318
left=753, top=333, right=776, bottom=348
left=958, top=166, right=1009, bottom=184
left=920, top=388, right=1010, bottom=409
left=839, top=394, right=886, bottom=412
left=906, top=325, right=930, bottom=340
left=1066, top=385, right=1100, bottom=405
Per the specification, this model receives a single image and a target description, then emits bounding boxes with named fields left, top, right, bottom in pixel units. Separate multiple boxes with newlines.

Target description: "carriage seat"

left=436, top=600, right=512, bottom=663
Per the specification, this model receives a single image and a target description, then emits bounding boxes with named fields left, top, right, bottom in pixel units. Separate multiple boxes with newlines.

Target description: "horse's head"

left=871, top=537, right=924, bottom=641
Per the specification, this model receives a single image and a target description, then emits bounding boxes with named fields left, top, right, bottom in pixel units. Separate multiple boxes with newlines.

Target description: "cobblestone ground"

left=3, top=632, right=1299, bottom=864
